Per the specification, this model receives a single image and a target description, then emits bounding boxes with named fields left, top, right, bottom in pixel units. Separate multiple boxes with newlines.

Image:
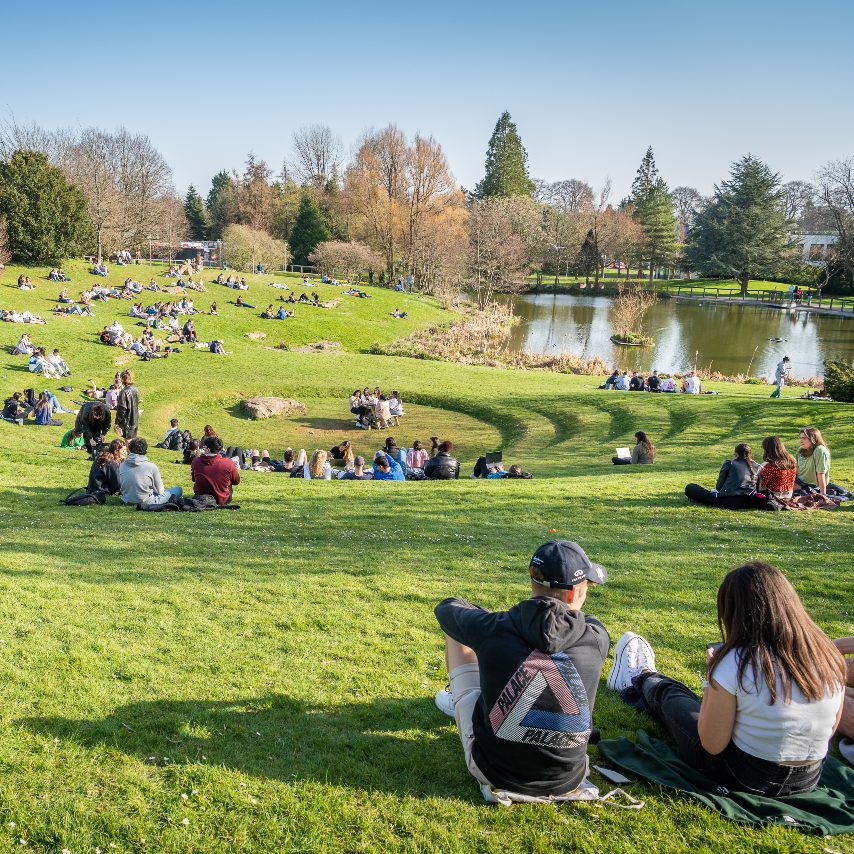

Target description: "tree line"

left=1, top=114, right=853, bottom=297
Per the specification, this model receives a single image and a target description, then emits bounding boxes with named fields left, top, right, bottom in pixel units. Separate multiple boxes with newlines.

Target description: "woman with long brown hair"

left=608, top=561, right=845, bottom=795
left=796, top=427, right=831, bottom=496
left=757, top=436, right=797, bottom=499
left=87, top=438, right=128, bottom=496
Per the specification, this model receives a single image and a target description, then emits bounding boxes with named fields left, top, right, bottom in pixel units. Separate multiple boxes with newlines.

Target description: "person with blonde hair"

left=610, top=561, right=846, bottom=795
left=304, top=449, right=332, bottom=480
left=757, top=436, right=797, bottom=499
left=795, top=427, right=830, bottom=496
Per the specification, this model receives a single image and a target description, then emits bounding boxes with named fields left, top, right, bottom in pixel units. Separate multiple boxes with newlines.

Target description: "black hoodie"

left=435, top=596, right=610, bottom=796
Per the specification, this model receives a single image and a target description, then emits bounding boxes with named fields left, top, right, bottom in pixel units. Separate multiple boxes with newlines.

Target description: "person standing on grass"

left=770, top=356, right=790, bottom=398
left=434, top=541, right=609, bottom=801
left=116, top=369, right=139, bottom=438
left=191, top=436, right=240, bottom=505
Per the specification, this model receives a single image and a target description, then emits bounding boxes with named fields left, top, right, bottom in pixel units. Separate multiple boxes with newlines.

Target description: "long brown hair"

left=635, top=431, right=656, bottom=459
left=798, top=427, right=827, bottom=458
left=762, top=436, right=796, bottom=470
left=97, top=438, right=127, bottom=468
left=709, top=561, right=846, bottom=703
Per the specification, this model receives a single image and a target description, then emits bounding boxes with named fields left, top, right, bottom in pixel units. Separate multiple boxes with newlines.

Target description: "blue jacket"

left=373, top=452, right=405, bottom=481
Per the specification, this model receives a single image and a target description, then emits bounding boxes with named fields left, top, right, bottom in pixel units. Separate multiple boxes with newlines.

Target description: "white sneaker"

left=434, top=688, right=455, bottom=718
left=607, top=632, right=657, bottom=692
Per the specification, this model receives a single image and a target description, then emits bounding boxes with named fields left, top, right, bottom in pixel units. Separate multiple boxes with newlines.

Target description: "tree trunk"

left=740, top=272, right=750, bottom=297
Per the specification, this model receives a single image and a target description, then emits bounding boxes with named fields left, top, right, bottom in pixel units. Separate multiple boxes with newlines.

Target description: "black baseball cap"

left=529, top=541, right=608, bottom=589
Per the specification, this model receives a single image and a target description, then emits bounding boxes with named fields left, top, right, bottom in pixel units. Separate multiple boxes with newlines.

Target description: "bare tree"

left=290, top=124, right=343, bottom=191
left=467, top=198, right=530, bottom=308
left=818, top=158, right=854, bottom=286
left=781, top=180, right=816, bottom=224
left=309, top=239, right=384, bottom=283
left=670, top=186, right=705, bottom=240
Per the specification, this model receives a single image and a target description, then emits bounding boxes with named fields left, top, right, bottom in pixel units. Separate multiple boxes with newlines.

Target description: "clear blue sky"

left=4, top=0, right=853, bottom=200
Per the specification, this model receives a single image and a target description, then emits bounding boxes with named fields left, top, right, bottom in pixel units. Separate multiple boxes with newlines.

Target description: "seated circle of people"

left=612, top=432, right=656, bottom=466
left=191, top=436, right=240, bottom=505
left=119, top=437, right=183, bottom=508
left=607, top=561, right=845, bottom=796
left=433, top=540, right=609, bottom=800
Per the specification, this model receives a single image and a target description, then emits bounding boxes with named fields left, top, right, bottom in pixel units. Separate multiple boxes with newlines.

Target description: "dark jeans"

left=612, top=457, right=631, bottom=465
left=684, top=483, right=765, bottom=510
left=634, top=672, right=823, bottom=796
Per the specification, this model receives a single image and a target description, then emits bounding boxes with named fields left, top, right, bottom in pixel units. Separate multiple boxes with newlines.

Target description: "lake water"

left=506, top=293, right=854, bottom=380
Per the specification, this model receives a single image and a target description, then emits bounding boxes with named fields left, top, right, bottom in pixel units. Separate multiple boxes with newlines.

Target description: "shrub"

left=222, top=224, right=290, bottom=273
left=823, top=359, right=854, bottom=402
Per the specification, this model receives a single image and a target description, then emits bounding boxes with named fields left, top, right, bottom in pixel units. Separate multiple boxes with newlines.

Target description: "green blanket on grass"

left=598, top=730, right=854, bottom=835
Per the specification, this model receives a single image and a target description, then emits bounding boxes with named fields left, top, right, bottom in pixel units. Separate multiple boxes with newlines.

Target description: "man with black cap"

left=433, top=541, right=610, bottom=800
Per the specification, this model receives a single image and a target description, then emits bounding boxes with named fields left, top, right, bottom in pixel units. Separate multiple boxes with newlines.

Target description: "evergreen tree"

left=475, top=111, right=535, bottom=198
left=206, top=170, right=234, bottom=239
left=686, top=155, right=790, bottom=297
left=0, top=150, right=88, bottom=264
left=289, top=194, right=330, bottom=266
left=577, top=229, right=599, bottom=284
left=629, top=148, right=677, bottom=280
left=184, top=185, right=208, bottom=240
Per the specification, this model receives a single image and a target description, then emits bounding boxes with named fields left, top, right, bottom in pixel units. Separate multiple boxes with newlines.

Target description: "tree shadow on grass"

left=19, top=694, right=473, bottom=798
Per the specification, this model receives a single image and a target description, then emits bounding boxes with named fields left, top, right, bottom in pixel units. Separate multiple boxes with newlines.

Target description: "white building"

left=797, top=234, right=838, bottom=265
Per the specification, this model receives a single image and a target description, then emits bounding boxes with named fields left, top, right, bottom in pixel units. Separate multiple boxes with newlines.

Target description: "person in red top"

left=191, top=436, right=240, bottom=505
left=757, top=436, right=797, bottom=499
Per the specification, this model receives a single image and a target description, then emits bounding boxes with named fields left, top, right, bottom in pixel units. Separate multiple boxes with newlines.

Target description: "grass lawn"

left=526, top=274, right=803, bottom=296
left=0, top=260, right=852, bottom=853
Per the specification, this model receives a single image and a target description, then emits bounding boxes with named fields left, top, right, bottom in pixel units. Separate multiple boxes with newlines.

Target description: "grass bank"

left=0, top=261, right=851, bottom=852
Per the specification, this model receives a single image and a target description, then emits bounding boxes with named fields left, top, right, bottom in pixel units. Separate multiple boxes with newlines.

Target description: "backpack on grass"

left=63, top=488, right=105, bottom=506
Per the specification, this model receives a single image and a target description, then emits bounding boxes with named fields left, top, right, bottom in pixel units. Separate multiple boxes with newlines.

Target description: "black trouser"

left=685, top=483, right=763, bottom=510
left=634, top=672, right=823, bottom=796
left=612, top=457, right=632, bottom=465
left=473, top=456, right=488, bottom=478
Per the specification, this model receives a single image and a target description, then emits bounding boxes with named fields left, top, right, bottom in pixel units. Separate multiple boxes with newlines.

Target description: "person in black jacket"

left=75, top=401, right=112, bottom=453
left=433, top=541, right=610, bottom=801
left=424, top=440, right=460, bottom=480
left=116, top=369, right=140, bottom=438
left=628, top=372, right=645, bottom=391
left=87, top=438, right=127, bottom=496
left=685, top=443, right=763, bottom=510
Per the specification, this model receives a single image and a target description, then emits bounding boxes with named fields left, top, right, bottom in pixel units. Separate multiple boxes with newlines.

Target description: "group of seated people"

left=48, top=269, right=71, bottom=282
left=90, top=261, right=109, bottom=276
left=685, top=427, right=850, bottom=509
left=12, top=334, right=71, bottom=377
left=215, top=273, right=248, bottom=290
left=2, top=388, right=76, bottom=427
left=349, top=387, right=404, bottom=428
left=129, top=298, right=199, bottom=323
left=260, top=304, right=295, bottom=320
left=245, top=436, right=462, bottom=481
left=343, top=288, right=370, bottom=298
left=17, top=275, right=36, bottom=290
left=604, top=369, right=703, bottom=394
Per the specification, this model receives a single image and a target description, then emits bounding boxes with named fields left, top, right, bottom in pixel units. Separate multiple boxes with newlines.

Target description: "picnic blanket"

left=598, top=731, right=854, bottom=835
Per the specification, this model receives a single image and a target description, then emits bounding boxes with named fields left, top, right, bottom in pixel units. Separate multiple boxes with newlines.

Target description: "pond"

left=506, top=293, right=854, bottom=380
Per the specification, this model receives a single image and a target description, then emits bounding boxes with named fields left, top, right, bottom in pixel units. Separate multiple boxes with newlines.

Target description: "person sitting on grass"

left=660, top=374, right=677, bottom=393
left=406, top=440, right=429, bottom=471
left=647, top=370, right=661, bottom=392
left=795, top=427, right=831, bottom=497
left=337, top=455, right=373, bottom=480
left=261, top=304, right=276, bottom=319
left=60, top=428, right=85, bottom=450
left=119, top=437, right=183, bottom=507
left=614, top=371, right=630, bottom=391
left=372, top=451, right=405, bottom=481
left=434, top=540, right=609, bottom=802
left=383, top=436, right=405, bottom=468
left=757, top=436, right=797, bottom=500
left=608, top=561, right=845, bottom=796
left=48, top=349, right=71, bottom=377
left=34, top=392, right=62, bottom=426
left=329, top=440, right=355, bottom=468
left=684, top=443, right=760, bottom=510
left=2, top=392, right=26, bottom=426
left=612, top=431, right=656, bottom=466
left=628, top=371, right=644, bottom=391
left=191, top=436, right=240, bottom=505
left=424, top=440, right=460, bottom=480
left=276, top=305, right=293, bottom=319
left=13, top=333, right=34, bottom=355
left=304, top=449, right=332, bottom=480
left=29, top=348, right=60, bottom=378
left=602, top=368, right=620, bottom=390
left=87, top=438, right=127, bottom=496
left=234, top=294, right=255, bottom=308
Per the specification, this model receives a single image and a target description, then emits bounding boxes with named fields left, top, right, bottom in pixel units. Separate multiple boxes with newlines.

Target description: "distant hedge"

left=824, top=360, right=854, bottom=402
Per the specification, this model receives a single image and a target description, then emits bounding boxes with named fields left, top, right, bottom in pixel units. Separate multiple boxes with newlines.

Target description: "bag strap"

left=597, top=788, right=645, bottom=810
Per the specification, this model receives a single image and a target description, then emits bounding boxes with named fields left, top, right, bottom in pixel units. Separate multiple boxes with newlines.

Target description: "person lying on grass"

left=608, top=561, right=845, bottom=796
left=434, top=540, right=609, bottom=801
left=119, top=437, right=183, bottom=508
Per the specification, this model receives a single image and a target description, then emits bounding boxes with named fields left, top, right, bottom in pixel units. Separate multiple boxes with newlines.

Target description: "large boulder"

left=239, top=396, right=306, bottom=420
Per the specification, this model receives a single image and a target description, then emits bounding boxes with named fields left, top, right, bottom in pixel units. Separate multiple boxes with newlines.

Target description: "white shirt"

left=711, top=648, right=842, bottom=762
left=686, top=376, right=701, bottom=394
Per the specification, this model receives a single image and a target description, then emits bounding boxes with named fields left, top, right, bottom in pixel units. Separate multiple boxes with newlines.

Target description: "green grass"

left=526, top=275, right=802, bottom=296
left=0, top=260, right=852, bottom=853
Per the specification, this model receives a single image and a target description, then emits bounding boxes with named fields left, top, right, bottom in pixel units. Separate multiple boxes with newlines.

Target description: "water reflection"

left=507, top=294, right=854, bottom=380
